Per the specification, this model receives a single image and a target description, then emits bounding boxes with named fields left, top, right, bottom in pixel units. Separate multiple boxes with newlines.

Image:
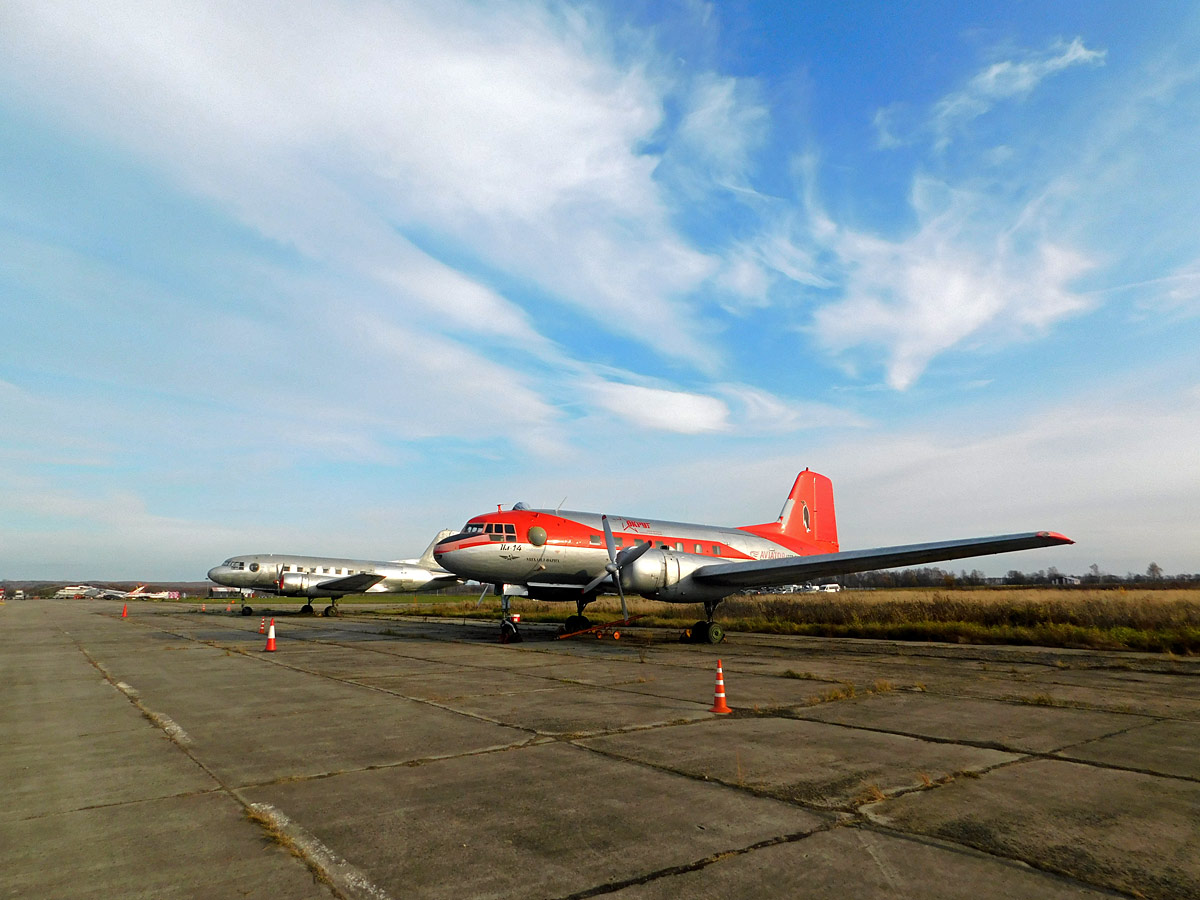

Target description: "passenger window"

left=712, top=545, right=720, bottom=555
left=590, top=535, right=601, bottom=545
left=675, top=542, right=684, bottom=551
left=694, top=544, right=702, bottom=554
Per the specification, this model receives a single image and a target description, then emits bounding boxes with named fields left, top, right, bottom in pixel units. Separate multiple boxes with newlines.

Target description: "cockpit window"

left=462, top=523, right=485, bottom=534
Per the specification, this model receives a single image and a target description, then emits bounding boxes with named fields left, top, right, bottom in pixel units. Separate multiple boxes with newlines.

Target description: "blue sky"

left=1, top=1, right=1198, bottom=580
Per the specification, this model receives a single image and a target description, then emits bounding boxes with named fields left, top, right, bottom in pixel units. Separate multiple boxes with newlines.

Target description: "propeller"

left=581, top=515, right=653, bottom=622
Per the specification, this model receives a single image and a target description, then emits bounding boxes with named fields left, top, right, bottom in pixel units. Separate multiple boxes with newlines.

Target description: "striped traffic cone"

left=264, top=619, right=276, bottom=652
left=201, top=603, right=206, bottom=612
left=709, top=659, right=732, bottom=714
left=258, top=616, right=266, bottom=634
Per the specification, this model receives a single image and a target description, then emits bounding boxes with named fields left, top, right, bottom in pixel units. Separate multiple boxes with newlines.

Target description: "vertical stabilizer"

left=740, top=469, right=839, bottom=555
left=419, top=530, right=456, bottom=567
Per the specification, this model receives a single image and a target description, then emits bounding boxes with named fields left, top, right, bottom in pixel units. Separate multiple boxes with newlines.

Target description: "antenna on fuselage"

left=556, top=496, right=566, bottom=514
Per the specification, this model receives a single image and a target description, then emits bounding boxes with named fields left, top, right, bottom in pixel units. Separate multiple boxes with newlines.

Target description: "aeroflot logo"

left=623, top=520, right=650, bottom=530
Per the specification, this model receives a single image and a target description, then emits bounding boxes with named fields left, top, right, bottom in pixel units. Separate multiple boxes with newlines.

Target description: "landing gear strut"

left=499, top=592, right=522, bottom=644
left=681, top=601, right=725, bottom=644
left=563, top=598, right=593, bottom=635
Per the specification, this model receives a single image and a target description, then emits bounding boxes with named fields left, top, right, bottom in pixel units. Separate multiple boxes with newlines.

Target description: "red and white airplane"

left=433, top=469, right=1073, bottom=643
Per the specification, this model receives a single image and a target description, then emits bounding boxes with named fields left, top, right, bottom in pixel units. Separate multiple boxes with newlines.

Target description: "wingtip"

left=1038, top=531, right=1075, bottom=545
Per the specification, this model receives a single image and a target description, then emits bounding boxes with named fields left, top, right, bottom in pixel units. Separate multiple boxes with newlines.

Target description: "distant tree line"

left=841, top=563, right=1199, bottom=589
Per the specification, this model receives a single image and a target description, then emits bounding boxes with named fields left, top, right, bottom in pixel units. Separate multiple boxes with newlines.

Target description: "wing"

left=311, top=572, right=386, bottom=594
left=692, top=532, right=1073, bottom=591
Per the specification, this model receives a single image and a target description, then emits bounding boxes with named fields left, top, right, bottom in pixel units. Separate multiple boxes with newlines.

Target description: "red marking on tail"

left=739, top=469, right=839, bottom=555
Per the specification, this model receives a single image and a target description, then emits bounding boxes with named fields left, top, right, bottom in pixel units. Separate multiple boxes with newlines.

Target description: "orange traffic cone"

left=709, top=659, right=732, bottom=714
left=225, top=603, right=232, bottom=613
left=258, top=616, right=266, bottom=634
left=201, top=603, right=206, bottom=612
left=264, top=619, right=276, bottom=652
left=121, top=603, right=128, bottom=618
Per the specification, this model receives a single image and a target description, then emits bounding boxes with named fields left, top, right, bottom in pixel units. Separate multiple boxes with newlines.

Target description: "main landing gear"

left=322, top=601, right=341, bottom=617
left=562, top=597, right=593, bottom=635
left=240, top=604, right=254, bottom=617
left=681, top=602, right=725, bottom=644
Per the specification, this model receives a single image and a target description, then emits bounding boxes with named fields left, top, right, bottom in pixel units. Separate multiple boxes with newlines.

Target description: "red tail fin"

left=740, top=469, right=839, bottom=555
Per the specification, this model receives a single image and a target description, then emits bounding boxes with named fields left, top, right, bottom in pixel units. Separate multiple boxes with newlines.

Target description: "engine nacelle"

left=276, top=572, right=332, bottom=597
left=621, top=550, right=729, bottom=603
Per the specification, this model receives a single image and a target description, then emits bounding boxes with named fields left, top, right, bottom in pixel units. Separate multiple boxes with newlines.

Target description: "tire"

left=323, top=605, right=336, bottom=617
left=301, top=603, right=314, bottom=614
left=703, top=622, right=725, bottom=644
left=240, top=606, right=253, bottom=617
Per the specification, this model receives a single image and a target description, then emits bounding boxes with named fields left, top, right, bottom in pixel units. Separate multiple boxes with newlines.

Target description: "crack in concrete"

left=548, top=823, right=839, bottom=900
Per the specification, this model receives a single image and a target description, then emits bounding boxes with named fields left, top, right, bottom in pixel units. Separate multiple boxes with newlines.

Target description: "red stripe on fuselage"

left=442, top=509, right=803, bottom=560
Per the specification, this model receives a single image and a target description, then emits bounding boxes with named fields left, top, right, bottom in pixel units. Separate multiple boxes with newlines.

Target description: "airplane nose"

left=207, top=566, right=222, bottom=581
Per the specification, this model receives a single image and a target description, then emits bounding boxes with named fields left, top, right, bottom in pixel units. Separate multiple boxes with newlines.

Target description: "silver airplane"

left=207, top=530, right=460, bottom=616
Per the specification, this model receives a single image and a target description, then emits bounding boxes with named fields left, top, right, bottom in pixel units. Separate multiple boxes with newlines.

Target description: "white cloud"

left=0, top=0, right=725, bottom=367
left=673, top=72, right=769, bottom=190
left=587, top=380, right=730, bottom=433
left=932, top=37, right=1106, bottom=149
left=715, top=384, right=868, bottom=432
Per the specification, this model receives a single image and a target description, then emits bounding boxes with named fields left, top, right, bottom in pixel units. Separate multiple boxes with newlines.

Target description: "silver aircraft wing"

left=311, top=572, right=387, bottom=594
left=691, top=532, right=1073, bottom=591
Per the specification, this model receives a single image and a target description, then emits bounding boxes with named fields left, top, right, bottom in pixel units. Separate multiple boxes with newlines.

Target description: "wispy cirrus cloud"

left=874, top=37, right=1106, bottom=151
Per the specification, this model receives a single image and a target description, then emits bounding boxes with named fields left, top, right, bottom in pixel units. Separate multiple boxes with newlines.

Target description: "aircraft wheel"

left=323, top=605, right=336, bottom=617
left=564, top=614, right=589, bottom=633
left=301, top=603, right=314, bottom=614
left=702, top=622, right=725, bottom=644
left=500, top=621, right=522, bottom=644
left=241, top=606, right=253, bottom=617
left=689, top=620, right=709, bottom=643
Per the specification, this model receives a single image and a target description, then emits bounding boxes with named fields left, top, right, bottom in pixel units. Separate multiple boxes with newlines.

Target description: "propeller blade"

left=615, top=539, right=653, bottom=568
left=601, top=515, right=617, bottom=563
left=615, top=577, right=629, bottom=622
left=582, top=571, right=612, bottom=594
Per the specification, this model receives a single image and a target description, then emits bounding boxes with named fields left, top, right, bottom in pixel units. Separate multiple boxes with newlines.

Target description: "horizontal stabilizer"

left=692, top=532, right=1073, bottom=591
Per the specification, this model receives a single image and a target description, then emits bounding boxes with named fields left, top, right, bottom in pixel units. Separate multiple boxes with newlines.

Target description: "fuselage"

left=433, top=507, right=806, bottom=600
left=207, top=553, right=458, bottom=597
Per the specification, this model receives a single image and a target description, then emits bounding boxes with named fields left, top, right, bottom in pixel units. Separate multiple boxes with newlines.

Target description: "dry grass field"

left=381, top=588, right=1200, bottom=653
